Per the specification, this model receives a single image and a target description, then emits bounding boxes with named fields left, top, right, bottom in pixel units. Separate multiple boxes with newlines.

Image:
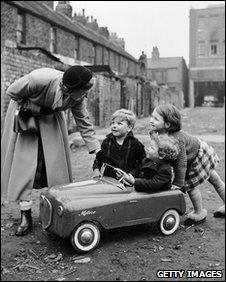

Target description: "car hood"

left=43, top=177, right=131, bottom=211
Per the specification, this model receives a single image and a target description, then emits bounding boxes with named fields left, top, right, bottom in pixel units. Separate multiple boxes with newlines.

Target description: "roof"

left=147, top=57, right=184, bottom=69
left=6, top=1, right=137, bottom=63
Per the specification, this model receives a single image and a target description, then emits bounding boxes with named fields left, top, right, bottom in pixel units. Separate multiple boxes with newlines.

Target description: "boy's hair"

left=155, top=104, right=182, bottom=133
left=111, top=109, right=136, bottom=128
left=151, top=133, right=179, bottom=161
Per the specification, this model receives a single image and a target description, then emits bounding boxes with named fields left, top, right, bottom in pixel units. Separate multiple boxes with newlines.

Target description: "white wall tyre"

left=71, top=222, right=100, bottom=253
left=159, top=209, right=180, bottom=235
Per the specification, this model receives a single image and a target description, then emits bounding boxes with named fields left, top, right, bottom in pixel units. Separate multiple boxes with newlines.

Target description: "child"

left=93, top=109, right=146, bottom=179
left=121, top=133, right=180, bottom=192
left=149, top=103, right=225, bottom=225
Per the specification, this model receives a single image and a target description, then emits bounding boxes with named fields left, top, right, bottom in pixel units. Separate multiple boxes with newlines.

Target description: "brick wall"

left=67, top=75, right=184, bottom=130
left=56, top=29, right=76, bottom=58
left=1, top=43, right=184, bottom=132
left=95, top=45, right=103, bottom=65
left=1, top=2, right=17, bottom=51
left=25, top=15, right=51, bottom=49
left=1, top=1, right=184, bottom=132
left=1, top=44, right=64, bottom=123
left=79, top=38, right=95, bottom=64
left=1, top=1, right=139, bottom=75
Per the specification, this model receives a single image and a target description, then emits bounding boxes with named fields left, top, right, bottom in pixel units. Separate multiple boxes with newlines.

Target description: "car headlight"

left=57, top=205, right=64, bottom=216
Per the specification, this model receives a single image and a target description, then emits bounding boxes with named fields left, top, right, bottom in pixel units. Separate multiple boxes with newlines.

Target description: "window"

left=210, top=42, right=218, bottom=55
left=167, top=69, right=178, bottom=83
left=209, top=15, right=219, bottom=28
left=50, top=26, right=57, bottom=53
left=17, top=11, right=26, bottom=45
left=197, top=15, right=206, bottom=31
left=197, top=41, right=206, bottom=56
left=197, top=31, right=205, bottom=41
left=154, top=70, right=166, bottom=84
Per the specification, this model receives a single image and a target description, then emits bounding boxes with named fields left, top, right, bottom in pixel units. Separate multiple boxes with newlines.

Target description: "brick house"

left=189, top=4, right=225, bottom=107
left=146, top=47, right=189, bottom=107
left=1, top=1, right=184, bottom=129
left=1, top=1, right=141, bottom=123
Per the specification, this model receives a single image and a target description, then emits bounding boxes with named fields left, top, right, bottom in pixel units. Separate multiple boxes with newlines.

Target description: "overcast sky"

left=55, top=1, right=225, bottom=65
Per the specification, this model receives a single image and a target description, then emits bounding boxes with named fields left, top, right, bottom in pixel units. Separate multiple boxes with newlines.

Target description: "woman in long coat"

left=1, top=66, right=100, bottom=236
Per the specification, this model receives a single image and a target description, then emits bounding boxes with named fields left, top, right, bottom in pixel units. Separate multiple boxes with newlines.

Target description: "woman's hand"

left=21, top=100, right=41, bottom=116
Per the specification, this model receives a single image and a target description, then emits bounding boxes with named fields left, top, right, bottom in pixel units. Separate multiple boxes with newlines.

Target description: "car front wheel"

left=159, top=209, right=180, bottom=235
left=71, top=222, right=100, bottom=253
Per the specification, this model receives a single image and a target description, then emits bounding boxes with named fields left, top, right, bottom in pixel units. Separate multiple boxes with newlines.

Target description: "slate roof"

left=147, top=57, right=184, bottom=69
left=6, top=1, right=138, bottom=62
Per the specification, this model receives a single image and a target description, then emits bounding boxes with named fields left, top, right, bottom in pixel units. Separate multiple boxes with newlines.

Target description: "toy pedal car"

left=39, top=164, right=186, bottom=254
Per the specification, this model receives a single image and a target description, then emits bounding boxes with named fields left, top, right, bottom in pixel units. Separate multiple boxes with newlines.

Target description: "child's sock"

left=208, top=170, right=225, bottom=216
left=208, top=170, right=225, bottom=203
left=185, top=187, right=207, bottom=223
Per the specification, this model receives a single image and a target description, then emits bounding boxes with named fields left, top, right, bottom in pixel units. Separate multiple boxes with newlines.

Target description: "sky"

left=55, top=1, right=225, bottom=65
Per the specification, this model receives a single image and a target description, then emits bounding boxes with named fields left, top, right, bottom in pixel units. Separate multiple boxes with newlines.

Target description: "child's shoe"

left=213, top=205, right=225, bottom=218
left=184, top=209, right=207, bottom=226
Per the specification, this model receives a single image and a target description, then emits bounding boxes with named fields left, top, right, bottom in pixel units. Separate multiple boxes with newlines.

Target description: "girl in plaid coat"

left=149, top=104, right=225, bottom=226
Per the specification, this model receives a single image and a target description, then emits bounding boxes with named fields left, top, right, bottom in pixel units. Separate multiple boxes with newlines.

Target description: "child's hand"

left=171, top=185, right=181, bottom=190
left=122, top=173, right=135, bottom=185
left=92, top=169, right=101, bottom=179
left=114, top=168, right=126, bottom=180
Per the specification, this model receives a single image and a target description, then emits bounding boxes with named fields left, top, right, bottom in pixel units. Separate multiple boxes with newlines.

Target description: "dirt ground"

left=1, top=107, right=225, bottom=281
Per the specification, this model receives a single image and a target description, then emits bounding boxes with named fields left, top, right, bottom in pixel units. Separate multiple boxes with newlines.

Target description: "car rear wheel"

left=71, top=222, right=100, bottom=253
left=159, top=209, right=180, bottom=235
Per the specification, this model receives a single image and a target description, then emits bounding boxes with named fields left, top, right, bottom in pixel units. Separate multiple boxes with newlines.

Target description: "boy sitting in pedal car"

left=119, top=133, right=180, bottom=192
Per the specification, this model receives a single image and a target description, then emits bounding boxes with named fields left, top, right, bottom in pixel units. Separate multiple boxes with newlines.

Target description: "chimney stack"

left=55, top=1, right=72, bottom=18
left=99, top=27, right=109, bottom=39
left=73, top=10, right=87, bottom=26
left=152, top=46, right=160, bottom=60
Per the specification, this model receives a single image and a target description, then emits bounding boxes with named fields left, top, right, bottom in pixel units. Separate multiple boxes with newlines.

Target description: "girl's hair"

left=155, top=104, right=182, bottom=133
left=111, top=109, right=136, bottom=128
left=151, top=133, right=179, bottom=161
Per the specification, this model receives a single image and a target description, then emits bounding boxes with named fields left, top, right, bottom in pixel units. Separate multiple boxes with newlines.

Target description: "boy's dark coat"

left=93, top=131, right=146, bottom=178
left=131, top=158, right=172, bottom=192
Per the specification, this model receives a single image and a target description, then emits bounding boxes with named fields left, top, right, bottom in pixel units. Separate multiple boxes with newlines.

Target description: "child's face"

left=150, top=109, right=167, bottom=132
left=110, top=117, right=132, bottom=138
left=145, top=139, right=160, bottom=161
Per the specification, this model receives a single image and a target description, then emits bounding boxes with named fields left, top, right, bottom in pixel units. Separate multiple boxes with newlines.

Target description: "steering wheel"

left=101, top=163, right=134, bottom=191
left=113, top=168, right=134, bottom=191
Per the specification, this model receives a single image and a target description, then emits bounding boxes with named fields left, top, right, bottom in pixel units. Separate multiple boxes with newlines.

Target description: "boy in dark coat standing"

left=93, top=109, right=146, bottom=179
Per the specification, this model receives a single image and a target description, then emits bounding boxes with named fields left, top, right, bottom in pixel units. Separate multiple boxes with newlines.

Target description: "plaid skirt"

left=183, top=139, right=219, bottom=192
